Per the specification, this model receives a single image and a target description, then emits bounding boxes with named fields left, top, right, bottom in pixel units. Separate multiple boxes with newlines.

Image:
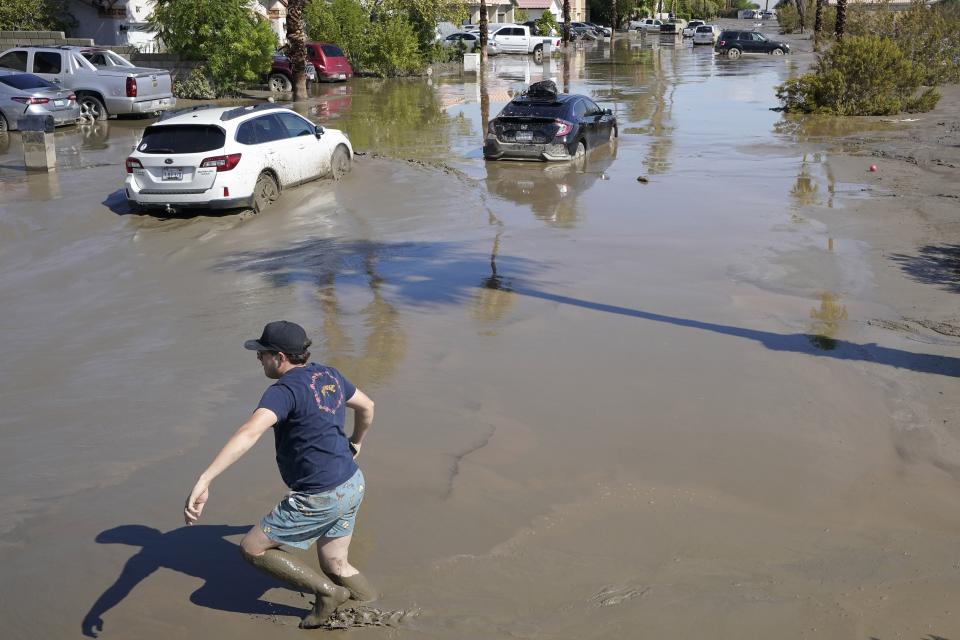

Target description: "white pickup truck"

left=489, top=25, right=561, bottom=58
left=0, top=45, right=175, bottom=121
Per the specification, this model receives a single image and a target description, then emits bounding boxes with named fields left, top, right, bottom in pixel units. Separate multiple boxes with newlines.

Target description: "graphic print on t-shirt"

left=310, top=369, right=344, bottom=414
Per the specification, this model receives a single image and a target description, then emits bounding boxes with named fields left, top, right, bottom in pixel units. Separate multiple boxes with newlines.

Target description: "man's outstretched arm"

left=346, top=389, right=374, bottom=457
left=184, top=408, right=277, bottom=525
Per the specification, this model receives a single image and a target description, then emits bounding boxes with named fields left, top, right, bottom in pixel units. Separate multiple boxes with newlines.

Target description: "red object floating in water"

left=869, top=164, right=878, bottom=172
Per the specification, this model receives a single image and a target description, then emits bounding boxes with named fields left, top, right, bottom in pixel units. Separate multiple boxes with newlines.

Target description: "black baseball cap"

left=244, top=321, right=311, bottom=355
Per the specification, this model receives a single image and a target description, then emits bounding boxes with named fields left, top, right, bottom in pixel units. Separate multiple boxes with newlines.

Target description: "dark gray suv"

left=715, top=31, right=790, bottom=58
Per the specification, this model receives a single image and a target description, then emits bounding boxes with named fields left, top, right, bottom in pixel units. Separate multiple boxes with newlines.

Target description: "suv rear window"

left=0, top=73, right=56, bottom=90
left=137, top=125, right=226, bottom=154
left=321, top=45, right=344, bottom=57
left=696, top=26, right=713, bottom=32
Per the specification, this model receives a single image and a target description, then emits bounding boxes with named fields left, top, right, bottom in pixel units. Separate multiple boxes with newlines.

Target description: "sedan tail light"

left=11, top=96, right=49, bottom=105
left=200, top=153, right=242, bottom=171
left=126, top=77, right=137, bottom=98
left=554, top=119, right=573, bottom=137
left=125, top=157, right=143, bottom=173
left=67, top=94, right=77, bottom=102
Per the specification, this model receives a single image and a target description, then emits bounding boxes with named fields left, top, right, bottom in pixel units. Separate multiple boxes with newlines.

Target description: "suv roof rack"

left=156, top=104, right=220, bottom=122
left=19, top=45, right=76, bottom=49
left=220, top=102, right=284, bottom=121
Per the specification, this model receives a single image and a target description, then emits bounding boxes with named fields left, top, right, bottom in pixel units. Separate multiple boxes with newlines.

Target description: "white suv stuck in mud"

left=124, top=104, right=352, bottom=214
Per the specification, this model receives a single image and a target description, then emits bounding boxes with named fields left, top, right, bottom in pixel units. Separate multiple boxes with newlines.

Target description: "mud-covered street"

left=2, top=25, right=960, bottom=639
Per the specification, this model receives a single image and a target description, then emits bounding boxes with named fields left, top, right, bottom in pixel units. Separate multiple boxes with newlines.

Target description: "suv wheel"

left=331, top=145, right=351, bottom=180
left=252, top=172, right=279, bottom=213
left=269, top=74, right=293, bottom=93
left=0, top=112, right=8, bottom=132
left=78, top=94, right=107, bottom=121
left=771, top=47, right=784, bottom=55
left=726, top=47, right=742, bottom=59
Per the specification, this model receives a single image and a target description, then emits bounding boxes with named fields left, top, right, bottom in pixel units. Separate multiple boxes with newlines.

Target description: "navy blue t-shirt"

left=257, top=363, right=358, bottom=492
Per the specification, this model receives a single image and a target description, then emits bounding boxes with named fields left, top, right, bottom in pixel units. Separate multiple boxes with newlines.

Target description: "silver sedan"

left=0, top=70, right=81, bottom=131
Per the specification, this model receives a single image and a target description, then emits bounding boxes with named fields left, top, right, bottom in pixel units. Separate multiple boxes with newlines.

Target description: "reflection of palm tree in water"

left=791, top=154, right=820, bottom=208
left=81, top=525, right=303, bottom=638
left=808, top=292, right=848, bottom=350
left=317, top=250, right=406, bottom=385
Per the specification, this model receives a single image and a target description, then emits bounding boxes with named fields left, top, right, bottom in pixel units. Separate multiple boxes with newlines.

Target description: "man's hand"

left=184, top=482, right=209, bottom=525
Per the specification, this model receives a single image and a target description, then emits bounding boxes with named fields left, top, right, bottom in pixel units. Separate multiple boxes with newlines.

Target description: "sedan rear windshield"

left=501, top=100, right=567, bottom=118
left=137, top=125, right=226, bottom=154
left=0, top=73, right=57, bottom=90
left=321, top=45, right=345, bottom=57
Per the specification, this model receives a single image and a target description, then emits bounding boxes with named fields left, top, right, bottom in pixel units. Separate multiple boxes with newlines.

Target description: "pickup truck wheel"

left=269, top=74, right=293, bottom=93
left=79, top=94, right=107, bottom=121
left=252, top=172, right=279, bottom=214
left=726, top=47, right=742, bottom=59
left=331, top=144, right=351, bottom=180
left=533, top=44, right=543, bottom=63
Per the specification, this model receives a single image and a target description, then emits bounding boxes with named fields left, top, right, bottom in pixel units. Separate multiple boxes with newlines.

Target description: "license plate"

left=515, top=131, right=533, bottom=141
left=54, top=99, right=65, bottom=107
left=162, top=167, right=182, bottom=181
left=338, top=73, right=346, bottom=80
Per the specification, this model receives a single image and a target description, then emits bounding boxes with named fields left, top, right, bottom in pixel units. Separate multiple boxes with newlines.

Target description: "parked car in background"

left=587, top=23, right=612, bottom=37
left=693, top=24, right=721, bottom=45
left=682, top=20, right=706, bottom=37
left=0, top=45, right=175, bottom=120
left=659, top=19, right=686, bottom=35
left=124, top=104, right=353, bottom=214
left=268, top=55, right=317, bottom=93
left=489, top=25, right=561, bottom=57
left=0, top=70, right=80, bottom=131
left=715, top=31, right=791, bottom=57
left=305, top=43, right=353, bottom=82
left=634, top=18, right=664, bottom=32
left=761, top=10, right=775, bottom=19
left=441, top=32, right=501, bottom=56
left=484, top=80, right=617, bottom=162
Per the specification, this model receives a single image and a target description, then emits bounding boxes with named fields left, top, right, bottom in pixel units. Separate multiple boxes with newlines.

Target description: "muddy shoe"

left=299, top=585, right=351, bottom=629
left=330, top=572, right=379, bottom=602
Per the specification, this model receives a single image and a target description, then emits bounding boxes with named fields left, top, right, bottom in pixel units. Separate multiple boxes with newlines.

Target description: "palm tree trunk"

left=563, top=0, right=571, bottom=45
left=835, top=0, right=847, bottom=39
left=610, top=0, right=616, bottom=41
left=813, top=0, right=824, bottom=47
left=794, top=0, right=805, bottom=34
left=479, top=0, right=488, bottom=63
left=286, top=0, right=308, bottom=100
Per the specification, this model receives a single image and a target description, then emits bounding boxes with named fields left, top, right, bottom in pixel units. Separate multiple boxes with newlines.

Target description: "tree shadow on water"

left=890, top=244, right=960, bottom=293
left=81, top=524, right=304, bottom=638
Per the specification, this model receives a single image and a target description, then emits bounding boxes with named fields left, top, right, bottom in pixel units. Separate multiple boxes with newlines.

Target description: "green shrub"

left=776, top=0, right=836, bottom=34
left=150, top=0, right=276, bottom=94
left=364, top=16, right=424, bottom=77
left=305, top=0, right=368, bottom=70
left=847, top=0, right=960, bottom=85
left=776, top=34, right=940, bottom=115
left=536, top=11, right=559, bottom=36
left=173, top=67, right=217, bottom=99
left=0, top=0, right=76, bottom=31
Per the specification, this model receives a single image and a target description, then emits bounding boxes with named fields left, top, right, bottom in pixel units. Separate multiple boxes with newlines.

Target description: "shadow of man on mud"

left=81, top=524, right=305, bottom=638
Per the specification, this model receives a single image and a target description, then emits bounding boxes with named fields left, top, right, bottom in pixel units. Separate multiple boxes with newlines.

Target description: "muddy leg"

left=317, top=534, right=379, bottom=602
left=241, top=526, right=350, bottom=628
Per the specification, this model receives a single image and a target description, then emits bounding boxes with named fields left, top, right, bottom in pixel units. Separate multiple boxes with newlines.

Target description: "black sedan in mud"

left=484, top=80, right=618, bottom=162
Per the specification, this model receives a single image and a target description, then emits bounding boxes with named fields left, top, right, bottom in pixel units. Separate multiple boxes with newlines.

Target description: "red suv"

left=306, top=43, right=353, bottom=82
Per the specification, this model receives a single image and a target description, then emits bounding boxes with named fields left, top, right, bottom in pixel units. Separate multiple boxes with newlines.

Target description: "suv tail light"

left=67, top=93, right=77, bottom=102
left=718, top=39, right=726, bottom=46
left=487, top=120, right=496, bottom=135
left=125, top=157, right=143, bottom=173
left=12, top=96, right=49, bottom=105
left=126, top=77, right=137, bottom=98
left=554, top=119, right=573, bottom=137
left=200, top=153, right=242, bottom=171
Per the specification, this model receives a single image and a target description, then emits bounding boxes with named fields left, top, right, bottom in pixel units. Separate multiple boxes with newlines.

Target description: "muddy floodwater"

left=2, top=29, right=960, bottom=639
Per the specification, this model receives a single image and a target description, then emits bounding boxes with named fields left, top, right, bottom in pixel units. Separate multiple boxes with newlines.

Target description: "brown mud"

left=1, top=20, right=959, bottom=640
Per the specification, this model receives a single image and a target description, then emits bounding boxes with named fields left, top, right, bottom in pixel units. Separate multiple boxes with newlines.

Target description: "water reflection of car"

left=0, top=70, right=80, bottom=131
left=484, top=80, right=618, bottom=162
left=310, top=84, right=352, bottom=120
left=441, top=32, right=501, bottom=56
left=485, top=141, right=617, bottom=226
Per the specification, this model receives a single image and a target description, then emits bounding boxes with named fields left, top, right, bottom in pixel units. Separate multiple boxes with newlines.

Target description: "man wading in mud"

left=183, top=320, right=378, bottom=628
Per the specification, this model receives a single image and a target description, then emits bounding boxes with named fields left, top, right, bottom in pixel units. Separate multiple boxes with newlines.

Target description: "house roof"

left=515, top=0, right=553, bottom=7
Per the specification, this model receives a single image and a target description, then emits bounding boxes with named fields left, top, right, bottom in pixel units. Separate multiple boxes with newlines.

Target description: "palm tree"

left=286, top=0, right=308, bottom=100
left=480, top=0, right=488, bottom=63
left=813, top=0, right=825, bottom=47
left=563, top=0, right=571, bottom=45
left=835, top=0, right=847, bottom=39
left=794, top=0, right=806, bottom=33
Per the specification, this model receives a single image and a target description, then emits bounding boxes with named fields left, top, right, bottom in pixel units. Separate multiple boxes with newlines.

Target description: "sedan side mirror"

left=603, top=108, right=612, bottom=115
left=315, top=125, right=325, bottom=137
